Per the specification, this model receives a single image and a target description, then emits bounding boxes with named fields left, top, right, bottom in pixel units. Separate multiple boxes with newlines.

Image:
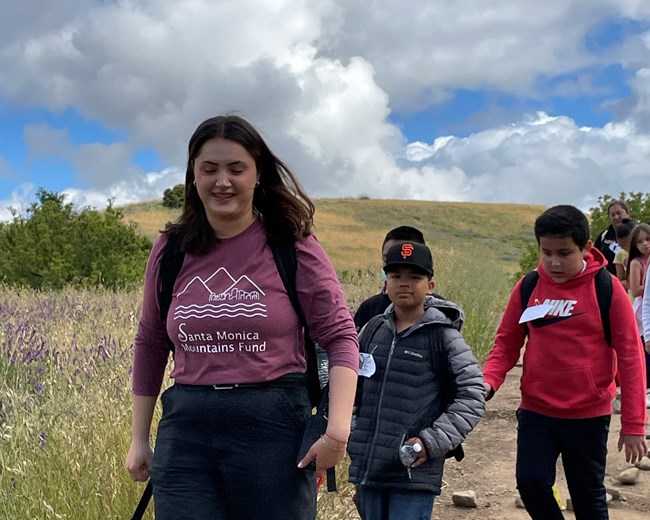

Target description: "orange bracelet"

left=323, top=432, right=347, bottom=448
left=320, top=435, right=346, bottom=451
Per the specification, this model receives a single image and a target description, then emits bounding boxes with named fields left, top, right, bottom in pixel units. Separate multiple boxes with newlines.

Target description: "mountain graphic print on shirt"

left=174, top=267, right=268, bottom=321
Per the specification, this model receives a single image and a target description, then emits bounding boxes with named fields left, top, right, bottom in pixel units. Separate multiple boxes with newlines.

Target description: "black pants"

left=151, top=382, right=316, bottom=520
left=516, top=409, right=610, bottom=520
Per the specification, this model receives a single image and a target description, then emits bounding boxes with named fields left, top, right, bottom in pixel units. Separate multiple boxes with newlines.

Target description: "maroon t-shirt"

left=132, top=218, right=359, bottom=396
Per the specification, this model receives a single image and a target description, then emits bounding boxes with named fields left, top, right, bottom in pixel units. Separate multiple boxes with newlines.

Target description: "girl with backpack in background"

left=125, top=114, right=359, bottom=520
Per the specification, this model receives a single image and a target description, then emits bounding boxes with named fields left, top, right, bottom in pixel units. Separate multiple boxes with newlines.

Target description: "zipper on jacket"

left=360, top=336, right=397, bottom=486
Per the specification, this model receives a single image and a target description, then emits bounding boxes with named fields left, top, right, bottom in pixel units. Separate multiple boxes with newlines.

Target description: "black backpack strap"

left=594, top=268, right=613, bottom=346
left=520, top=271, right=540, bottom=311
left=270, top=241, right=322, bottom=408
left=130, top=480, right=153, bottom=520
left=158, top=233, right=185, bottom=326
left=519, top=271, right=540, bottom=337
left=157, top=233, right=185, bottom=354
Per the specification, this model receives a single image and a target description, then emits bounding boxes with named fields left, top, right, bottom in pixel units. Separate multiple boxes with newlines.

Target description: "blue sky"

left=2, top=1, right=650, bottom=217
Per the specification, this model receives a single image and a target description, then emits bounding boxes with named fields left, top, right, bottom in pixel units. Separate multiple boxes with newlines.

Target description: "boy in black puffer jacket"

left=348, top=242, right=485, bottom=520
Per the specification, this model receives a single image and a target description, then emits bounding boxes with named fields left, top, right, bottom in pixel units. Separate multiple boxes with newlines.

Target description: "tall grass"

left=0, top=237, right=514, bottom=519
left=0, top=288, right=155, bottom=519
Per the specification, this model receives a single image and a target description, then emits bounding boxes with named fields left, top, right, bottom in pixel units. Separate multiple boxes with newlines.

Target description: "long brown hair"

left=628, top=222, right=650, bottom=263
left=164, top=115, right=315, bottom=254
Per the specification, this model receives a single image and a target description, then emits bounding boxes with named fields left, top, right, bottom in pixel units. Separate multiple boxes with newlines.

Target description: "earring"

left=192, top=180, right=196, bottom=186
left=255, top=180, right=260, bottom=187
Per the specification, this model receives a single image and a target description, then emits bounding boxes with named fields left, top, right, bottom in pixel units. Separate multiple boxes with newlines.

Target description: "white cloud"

left=315, top=0, right=649, bottom=110
left=405, top=112, right=650, bottom=207
left=2, top=0, right=650, bottom=215
left=60, top=167, right=184, bottom=210
left=0, top=183, right=37, bottom=222
left=7, top=1, right=647, bottom=116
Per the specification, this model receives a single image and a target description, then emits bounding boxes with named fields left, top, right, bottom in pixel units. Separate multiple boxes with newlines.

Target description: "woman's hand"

left=297, top=433, right=347, bottom=478
left=125, top=439, right=154, bottom=482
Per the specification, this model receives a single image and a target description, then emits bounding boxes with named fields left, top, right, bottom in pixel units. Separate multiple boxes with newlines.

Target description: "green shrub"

left=0, top=189, right=151, bottom=290
left=162, top=184, right=185, bottom=209
left=512, top=240, right=539, bottom=283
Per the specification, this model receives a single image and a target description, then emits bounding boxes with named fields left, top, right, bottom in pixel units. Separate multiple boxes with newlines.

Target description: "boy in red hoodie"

left=483, top=205, right=647, bottom=520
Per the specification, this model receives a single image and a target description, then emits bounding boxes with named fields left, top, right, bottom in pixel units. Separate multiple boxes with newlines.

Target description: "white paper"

left=519, top=303, right=553, bottom=324
left=359, top=352, right=376, bottom=377
left=609, top=242, right=621, bottom=254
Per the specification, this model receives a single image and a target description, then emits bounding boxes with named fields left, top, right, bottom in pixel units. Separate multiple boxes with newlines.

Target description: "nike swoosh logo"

left=530, top=312, right=585, bottom=328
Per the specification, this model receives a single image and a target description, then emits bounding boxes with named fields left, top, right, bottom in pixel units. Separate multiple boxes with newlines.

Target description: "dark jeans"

left=151, top=383, right=316, bottom=520
left=356, top=486, right=435, bottom=520
left=516, top=409, right=610, bottom=520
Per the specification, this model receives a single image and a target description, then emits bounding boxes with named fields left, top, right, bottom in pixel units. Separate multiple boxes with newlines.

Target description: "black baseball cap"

left=383, top=242, right=434, bottom=277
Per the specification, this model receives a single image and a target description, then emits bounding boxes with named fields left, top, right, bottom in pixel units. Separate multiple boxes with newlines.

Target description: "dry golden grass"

left=313, top=211, right=386, bottom=270
left=121, top=203, right=179, bottom=241
left=122, top=197, right=544, bottom=271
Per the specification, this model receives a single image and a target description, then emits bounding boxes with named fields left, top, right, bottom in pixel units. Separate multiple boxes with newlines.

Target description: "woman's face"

left=193, top=138, right=259, bottom=228
left=608, top=204, right=629, bottom=229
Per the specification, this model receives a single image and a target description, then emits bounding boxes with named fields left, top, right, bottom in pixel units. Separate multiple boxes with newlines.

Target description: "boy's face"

left=385, top=267, right=434, bottom=310
left=539, top=236, right=592, bottom=284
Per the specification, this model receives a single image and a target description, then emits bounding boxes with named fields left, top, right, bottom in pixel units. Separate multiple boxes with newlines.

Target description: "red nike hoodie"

left=483, top=248, right=647, bottom=435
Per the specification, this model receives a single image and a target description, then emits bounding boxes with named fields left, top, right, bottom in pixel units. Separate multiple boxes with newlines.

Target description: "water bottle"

left=399, top=442, right=422, bottom=467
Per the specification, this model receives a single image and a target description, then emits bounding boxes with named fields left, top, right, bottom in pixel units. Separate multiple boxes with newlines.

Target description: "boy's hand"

left=645, top=340, right=650, bottom=354
left=484, top=382, right=495, bottom=401
left=405, top=437, right=428, bottom=468
left=617, top=434, right=647, bottom=464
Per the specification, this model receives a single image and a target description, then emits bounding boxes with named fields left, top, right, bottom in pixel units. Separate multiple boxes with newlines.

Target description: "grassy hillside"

left=121, top=198, right=544, bottom=272
left=1, top=197, right=547, bottom=519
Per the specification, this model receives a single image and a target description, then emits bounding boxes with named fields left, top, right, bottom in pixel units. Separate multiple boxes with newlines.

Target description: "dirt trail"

left=433, top=366, right=650, bottom=520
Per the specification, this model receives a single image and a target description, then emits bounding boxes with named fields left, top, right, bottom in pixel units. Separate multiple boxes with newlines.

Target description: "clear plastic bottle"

left=399, top=442, right=422, bottom=467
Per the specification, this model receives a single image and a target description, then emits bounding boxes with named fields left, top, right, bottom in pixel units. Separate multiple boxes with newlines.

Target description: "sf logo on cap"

left=401, top=243, right=414, bottom=259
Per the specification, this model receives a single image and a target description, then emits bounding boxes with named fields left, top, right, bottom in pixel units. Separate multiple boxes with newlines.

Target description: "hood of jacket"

left=535, top=246, right=607, bottom=288
left=383, top=295, right=465, bottom=332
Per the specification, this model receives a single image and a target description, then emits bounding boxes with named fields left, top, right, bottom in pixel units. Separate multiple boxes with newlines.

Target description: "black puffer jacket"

left=348, top=296, right=485, bottom=494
